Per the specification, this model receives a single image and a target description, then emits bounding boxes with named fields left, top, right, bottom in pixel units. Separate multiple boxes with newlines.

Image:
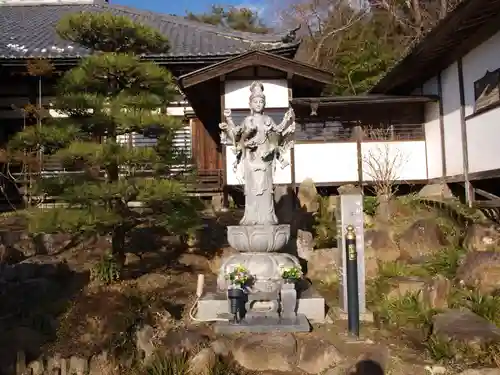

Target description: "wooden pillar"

left=354, top=125, right=364, bottom=190
left=437, top=72, right=447, bottom=180
left=457, top=58, right=473, bottom=206
left=220, top=75, right=229, bottom=209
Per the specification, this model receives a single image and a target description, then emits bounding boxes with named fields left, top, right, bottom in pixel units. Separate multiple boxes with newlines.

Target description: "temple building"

left=1, top=0, right=500, bottom=207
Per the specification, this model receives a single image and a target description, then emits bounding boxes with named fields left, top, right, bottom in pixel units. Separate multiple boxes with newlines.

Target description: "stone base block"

left=214, top=314, right=310, bottom=334
left=196, top=287, right=326, bottom=323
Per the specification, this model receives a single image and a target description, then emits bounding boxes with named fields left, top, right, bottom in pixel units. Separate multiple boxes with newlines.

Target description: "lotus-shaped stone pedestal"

left=227, top=224, right=290, bottom=253
left=219, top=224, right=301, bottom=293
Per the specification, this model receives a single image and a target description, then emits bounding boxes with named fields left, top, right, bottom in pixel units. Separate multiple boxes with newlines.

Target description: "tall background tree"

left=188, top=0, right=458, bottom=95
left=186, top=5, right=270, bottom=33
left=7, top=12, right=202, bottom=267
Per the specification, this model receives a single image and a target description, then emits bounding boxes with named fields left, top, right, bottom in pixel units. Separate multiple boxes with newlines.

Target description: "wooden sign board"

left=474, top=69, right=500, bottom=112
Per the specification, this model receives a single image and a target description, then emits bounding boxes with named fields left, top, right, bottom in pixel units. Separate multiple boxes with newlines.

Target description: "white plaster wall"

left=224, top=80, right=289, bottom=109
left=424, top=101, right=442, bottom=179
left=294, top=143, right=358, bottom=184
left=420, top=30, right=500, bottom=178
left=225, top=146, right=292, bottom=185
left=361, top=141, right=428, bottom=181
left=440, top=62, right=464, bottom=176
left=466, top=106, right=500, bottom=173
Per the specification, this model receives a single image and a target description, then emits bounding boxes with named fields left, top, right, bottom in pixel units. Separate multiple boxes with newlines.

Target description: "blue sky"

left=114, top=0, right=269, bottom=18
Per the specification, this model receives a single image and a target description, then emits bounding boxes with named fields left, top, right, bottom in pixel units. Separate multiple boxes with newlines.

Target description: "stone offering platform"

left=196, top=284, right=326, bottom=324
left=214, top=314, right=310, bottom=334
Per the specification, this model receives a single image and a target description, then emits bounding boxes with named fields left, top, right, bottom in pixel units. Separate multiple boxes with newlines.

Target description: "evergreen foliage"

left=8, top=12, right=202, bottom=261
left=186, top=5, right=270, bottom=34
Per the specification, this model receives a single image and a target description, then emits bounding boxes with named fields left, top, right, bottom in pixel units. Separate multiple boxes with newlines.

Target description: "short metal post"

left=345, top=225, right=360, bottom=337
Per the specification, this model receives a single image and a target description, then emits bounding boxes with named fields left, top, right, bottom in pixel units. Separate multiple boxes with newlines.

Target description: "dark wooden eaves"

left=177, top=50, right=333, bottom=89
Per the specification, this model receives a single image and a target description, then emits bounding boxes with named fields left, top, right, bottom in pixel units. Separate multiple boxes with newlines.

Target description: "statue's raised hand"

left=284, top=108, right=294, bottom=122
left=223, top=109, right=232, bottom=118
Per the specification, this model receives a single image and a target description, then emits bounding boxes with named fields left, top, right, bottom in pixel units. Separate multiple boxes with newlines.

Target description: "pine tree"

left=187, top=5, right=270, bottom=34
left=8, top=12, right=202, bottom=264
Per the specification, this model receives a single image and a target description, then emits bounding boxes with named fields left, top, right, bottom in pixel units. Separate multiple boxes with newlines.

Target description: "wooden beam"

left=178, top=50, right=333, bottom=89
left=473, top=187, right=500, bottom=201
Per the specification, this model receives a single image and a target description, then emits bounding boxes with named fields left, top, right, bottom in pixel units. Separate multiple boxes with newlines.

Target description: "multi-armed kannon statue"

left=217, top=81, right=303, bottom=322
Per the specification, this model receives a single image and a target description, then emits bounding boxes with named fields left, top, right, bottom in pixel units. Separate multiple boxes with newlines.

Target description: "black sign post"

left=345, top=224, right=360, bottom=337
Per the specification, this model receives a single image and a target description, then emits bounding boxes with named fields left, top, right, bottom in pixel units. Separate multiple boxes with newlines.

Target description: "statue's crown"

left=249, top=81, right=265, bottom=99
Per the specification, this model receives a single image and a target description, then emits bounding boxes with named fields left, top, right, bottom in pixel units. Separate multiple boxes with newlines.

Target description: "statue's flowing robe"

left=240, top=115, right=278, bottom=226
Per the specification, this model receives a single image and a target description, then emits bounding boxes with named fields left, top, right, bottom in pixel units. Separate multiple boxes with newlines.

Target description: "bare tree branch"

left=309, top=9, right=368, bottom=65
left=362, top=128, right=408, bottom=199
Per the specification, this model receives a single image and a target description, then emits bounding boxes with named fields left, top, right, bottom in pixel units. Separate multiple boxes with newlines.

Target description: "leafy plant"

left=281, top=266, right=303, bottom=282
left=226, top=265, right=252, bottom=288
left=422, top=247, right=466, bottom=279
left=363, top=196, right=379, bottom=216
left=91, top=252, right=121, bottom=284
left=377, top=291, right=436, bottom=331
left=313, top=196, right=337, bottom=249
left=147, top=352, right=190, bottom=375
left=450, top=287, right=500, bottom=327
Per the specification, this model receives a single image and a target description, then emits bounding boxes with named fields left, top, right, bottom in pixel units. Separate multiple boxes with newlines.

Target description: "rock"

left=423, top=275, right=451, bottom=310
left=464, top=223, right=500, bottom=252
left=418, top=183, right=454, bottom=200
left=297, top=338, right=343, bottom=374
left=0, top=244, right=24, bottom=265
left=136, top=325, right=156, bottom=363
left=456, top=251, right=500, bottom=293
left=298, top=178, right=319, bottom=213
left=210, top=338, right=230, bottom=357
left=232, top=333, right=298, bottom=372
left=364, top=229, right=400, bottom=278
left=432, top=309, right=500, bottom=345
left=188, top=348, right=217, bottom=375
left=0, top=231, right=37, bottom=258
left=161, top=329, right=210, bottom=354
left=296, top=229, right=314, bottom=261
left=398, top=219, right=448, bottom=260
left=386, top=275, right=451, bottom=310
left=307, top=248, right=341, bottom=283
left=124, top=252, right=141, bottom=266
left=34, top=233, right=73, bottom=255
left=386, top=277, right=426, bottom=300
left=135, top=273, right=171, bottom=293
left=178, top=253, right=210, bottom=271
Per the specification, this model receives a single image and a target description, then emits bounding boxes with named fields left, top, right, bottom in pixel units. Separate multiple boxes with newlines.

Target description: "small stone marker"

left=336, top=188, right=366, bottom=315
